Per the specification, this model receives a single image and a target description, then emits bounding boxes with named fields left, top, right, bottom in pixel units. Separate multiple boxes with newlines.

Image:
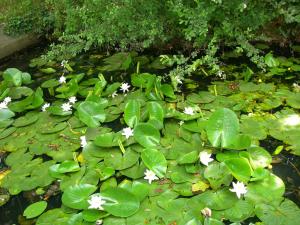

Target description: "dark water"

left=0, top=45, right=300, bottom=225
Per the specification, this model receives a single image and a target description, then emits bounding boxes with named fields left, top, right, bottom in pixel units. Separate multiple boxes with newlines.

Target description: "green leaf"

left=0, top=108, right=15, bottom=121
left=134, top=123, right=160, bottom=148
left=94, top=132, right=122, bottom=147
left=246, top=173, right=285, bottom=204
left=264, top=52, right=280, bottom=67
left=206, top=108, right=239, bottom=148
left=204, top=162, right=232, bottom=189
left=224, top=158, right=252, bottom=182
left=77, top=101, right=106, bottom=127
left=255, top=199, right=300, bottom=225
left=147, top=101, right=164, bottom=129
left=57, top=160, right=81, bottom=173
left=23, top=201, right=47, bottom=219
left=3, top=68, right=22, bottom=86
left=124, top=100, right=141, bottom=127
left=141, top=148, right=167, bottom=178
left=242, top=147, right=272, bottom=169
left=100, top=187, right=140, bottom=217
left=36, top=208, right=73, bottom=225
left=62, top=184, right=97, bottom=209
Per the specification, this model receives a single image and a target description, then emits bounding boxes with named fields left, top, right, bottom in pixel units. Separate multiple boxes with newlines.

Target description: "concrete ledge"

left=0, top=28, right=40, bottom=60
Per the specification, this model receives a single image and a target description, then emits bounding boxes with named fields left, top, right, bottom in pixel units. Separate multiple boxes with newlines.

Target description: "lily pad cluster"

left=0, top=52, right=299, bottom=225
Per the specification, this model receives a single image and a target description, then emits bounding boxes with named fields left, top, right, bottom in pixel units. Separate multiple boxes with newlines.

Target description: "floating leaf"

left=100, top=187, right=140, bottom=217
left=124, top=100, right=141, bottom=127
left=255, top=199, right=300, bottom=225
left=23, top=201, right=48, bottom=219
left=224, top=158, right=252, bottom=183
left=141, top=148, right=167, bottom=178
left=134, top=123, right=160, bottom=148
left=77, top=101, right=106, bottom=127
left=206, top=108, right=239, bottom=148
left=62, top=184, right=97, bottom=209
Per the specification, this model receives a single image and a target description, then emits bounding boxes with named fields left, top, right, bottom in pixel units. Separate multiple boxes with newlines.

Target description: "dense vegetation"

left=1, top=0, right=300, bottom=67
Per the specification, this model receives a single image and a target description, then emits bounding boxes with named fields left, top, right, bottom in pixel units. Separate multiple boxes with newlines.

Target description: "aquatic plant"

left=0, top=52, right=300, bottom=225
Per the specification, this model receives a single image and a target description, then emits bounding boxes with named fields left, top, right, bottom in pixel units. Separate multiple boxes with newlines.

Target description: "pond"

left=0, top=45, right=300, bottom=225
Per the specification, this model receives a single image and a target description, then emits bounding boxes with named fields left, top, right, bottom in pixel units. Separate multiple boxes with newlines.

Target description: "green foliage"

left=0, top=52, right=300, bottom=224
left=1, top=0, right=299, bottom=67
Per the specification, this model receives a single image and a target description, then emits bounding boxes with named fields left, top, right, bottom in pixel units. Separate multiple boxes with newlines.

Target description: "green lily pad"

left=141, top=148, right=167, bottom=178
left=100, top=187, right=140, bottom=217
left=77, top=101, right=106, bottom=127
left=62, top=184, right=97, bottom=209
left=255, top=199, right=300, bottom=225
left=206, top=108, right=239, bottom=148
left=134, top=123, right=160, bottom=148
left=23, top=201, right=48, bottom=219
left=124, top=99, right=141, bottom=128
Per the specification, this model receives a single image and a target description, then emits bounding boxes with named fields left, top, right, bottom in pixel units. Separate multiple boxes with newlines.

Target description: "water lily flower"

left=0, top=101, right=8, bottom=109
left=201, top=207, right=212, bottom=217
left=283, top=114, right=300, bottom=126
left=230, top=181, right=247, bottom=199
left=120, top=82, right=130, bottom=93
left=178, top=121, right=184, bottom=126
left=3, top=97, right=11, bottom=104
left=184, top=107, right=194, bottom=115
left=111, top=91, right=118, bottom=98
left=174, top=76, right=183, bottom=84
left=59, top=75, right=66, bottom=84
left=68, top=96, right=77, bottom=104
left=80, top=136, right=87, bottom=148
left=88, top=195, right=106, bottom=210
left=95, top=220, right=103, bottom=225
left=61, top=102, right=72, bottom=112
left=121, top=127, right=134, bottom=139
left=42, top=103, right=50, bottom=112
left=61, top=60, right=68, bottom=68
left=199, top=151, right=214, bottom=166
left=144, top=169, right=159, bottom=184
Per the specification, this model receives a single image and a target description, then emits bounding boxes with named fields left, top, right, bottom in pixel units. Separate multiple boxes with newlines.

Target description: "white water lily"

left=230, top=181, right=248, bottom=199
left=68, top=96, right=77, bottom=104
left=88, top=195, right=106, bottom=210
left=283, top=114, right=300, bottom=126
left=144, top=169, right=159, bottom=184
left=80, top=136, right=87, bottom=148
left=184, top=107, right=194, bottom=115
left=201, top=207, right=212, bottom=217
left=0, top=101, right=8, bottom=109
left=42, top=103, right=50, bottom=112
left=3, top=97, right=11, bottom=104
left=178, top=120, right=184, bottom=126
left=121, top=127, right=134, bottom=139
left=120, top=82, right=130, bottom=93
left=59, top=75, right=66, bottom=84
left=111, top=91, right=118, bottom=98
left=95, top=220, right=103, bottom=225
left=61, top=60, right=68, bottom=68
left=174, top=76, right=183, bottom=84
left=61, top=102, right=72, bottom=112
left=199, top=151, right=214, bottom=166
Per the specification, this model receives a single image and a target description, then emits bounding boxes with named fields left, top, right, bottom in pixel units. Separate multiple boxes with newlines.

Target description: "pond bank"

left=0, top=27, right=39, bottom=60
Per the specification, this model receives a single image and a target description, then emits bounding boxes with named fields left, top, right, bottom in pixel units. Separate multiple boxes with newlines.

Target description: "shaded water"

left=0, top=45, right=300, bottom=225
